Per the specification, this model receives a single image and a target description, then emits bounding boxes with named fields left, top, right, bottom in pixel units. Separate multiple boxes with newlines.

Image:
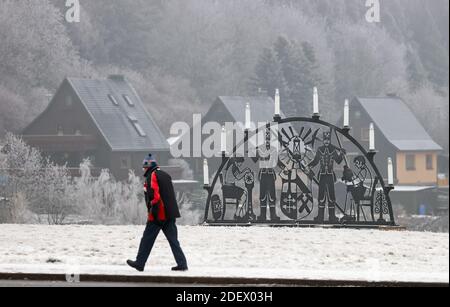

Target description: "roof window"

left=127, top=114, right=146, bottom=137
left=123, top=94, right=135, bottom=107
left=127, top=115, right=138, bottom=122
left=108, top=94, right=119, bottom=106
left=133, top=123, right=147, bottom=137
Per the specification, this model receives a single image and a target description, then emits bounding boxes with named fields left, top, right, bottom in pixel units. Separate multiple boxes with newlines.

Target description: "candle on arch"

left=221, top=125, right=227, bottom=154
left=369, top=123, right=375, bottom=151
left=313, top=87, right=319, bottom=116
left=274, top=89, right=280, bottom=117
left=388, top=157, right=394, bottom=186
left=203, top=159, right=209, bottom=186
left=245, top=102, right=251, bottom=131
left=344, top=99, right=350, bottom=128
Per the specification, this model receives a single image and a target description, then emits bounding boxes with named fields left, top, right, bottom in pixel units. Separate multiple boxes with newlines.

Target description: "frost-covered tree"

left=251, top=37, right=324, bottom=117
left=39, top=163, right=73, bottom=225
left=0, top=133, right=73, bottom=224
left=250, top=47, right=287, bottom=100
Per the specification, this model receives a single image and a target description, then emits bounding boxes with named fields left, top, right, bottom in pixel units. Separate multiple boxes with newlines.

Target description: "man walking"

left=127, top=154, right=188, bottom=272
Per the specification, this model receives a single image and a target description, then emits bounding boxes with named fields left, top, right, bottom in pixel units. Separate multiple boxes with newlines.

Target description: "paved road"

left=0, top=278, right=446, bottom=287
left=0, top=273, right=447, bottom=287
left=0, top=280, right=232, bottom=287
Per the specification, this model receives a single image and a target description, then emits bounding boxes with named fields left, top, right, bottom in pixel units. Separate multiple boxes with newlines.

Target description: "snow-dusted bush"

left=71, top=160, right=146, bottom=225
left=177, top=188, right=206, bottom=226
left=0, top=134, right=195, bottom=226
left=9, top=192, right=34, bottom=224
left=0, top=133, right=73, bottom=224
left=39, top=163, right=74, bottom=225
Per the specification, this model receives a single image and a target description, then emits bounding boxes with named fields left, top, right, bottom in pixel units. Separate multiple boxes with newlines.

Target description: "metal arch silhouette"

left=203, top=116, right=396, bottom=226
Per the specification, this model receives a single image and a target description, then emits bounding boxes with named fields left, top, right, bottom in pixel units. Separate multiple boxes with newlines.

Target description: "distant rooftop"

left=355, top=97, right=442, bottom=152
left=218, top=96, right=277, bottom=125
left=66, top=76, right=169, bottom=152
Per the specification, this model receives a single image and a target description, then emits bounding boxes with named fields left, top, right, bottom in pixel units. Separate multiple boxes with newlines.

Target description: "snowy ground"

left=0, top=224, right=448, bottom=283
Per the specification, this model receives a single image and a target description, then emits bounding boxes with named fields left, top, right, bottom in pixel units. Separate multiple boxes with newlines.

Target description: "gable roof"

left=217, top=96, right=277, bottom=125
left=66, top=76, right=169, bottom=152
left=211, top=96, right=294, bottom=148
left=355, top=96, right=442, bottom=152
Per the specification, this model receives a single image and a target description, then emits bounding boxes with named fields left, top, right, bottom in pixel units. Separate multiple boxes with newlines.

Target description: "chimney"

left=108, top=75, right=126, bottom=81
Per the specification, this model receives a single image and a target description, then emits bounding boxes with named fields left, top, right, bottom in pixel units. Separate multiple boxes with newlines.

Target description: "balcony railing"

left=21, top=135, right=98, bottom=152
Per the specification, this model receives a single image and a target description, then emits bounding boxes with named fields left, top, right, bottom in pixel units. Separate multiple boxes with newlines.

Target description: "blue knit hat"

left=143, top=154, right=158, bottom=171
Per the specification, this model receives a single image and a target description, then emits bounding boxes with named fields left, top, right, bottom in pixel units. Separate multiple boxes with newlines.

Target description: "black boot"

left=328, top=206, right=338, bottom=223
left=127, top=260, right=144, bottom=272
left=172, top=265, right=189, bottom=272
left=258, top=207, right=267, bottom=222
left=314, top=206, right=325, bottom=223
left=269, top=207, right=280, bottom=222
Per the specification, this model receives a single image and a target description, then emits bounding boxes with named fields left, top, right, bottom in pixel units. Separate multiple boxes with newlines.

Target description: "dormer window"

left=127, top=115, right=138, bottom=122
left=108, top=94, right=119, bottom=106
left=123, top=94, right=135, bottom=107
left=134, top=123, right=147, bottom=137
left=65, top=95, right=73, bottom=108
left=127, top=115, right=146, bottom=137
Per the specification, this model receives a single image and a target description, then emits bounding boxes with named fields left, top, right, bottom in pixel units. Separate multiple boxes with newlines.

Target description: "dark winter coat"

left=144, top=169, right=181, bottom=222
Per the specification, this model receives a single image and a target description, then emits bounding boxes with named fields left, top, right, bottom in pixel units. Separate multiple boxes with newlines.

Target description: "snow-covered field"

left=0, top=224, right=448, bottom=283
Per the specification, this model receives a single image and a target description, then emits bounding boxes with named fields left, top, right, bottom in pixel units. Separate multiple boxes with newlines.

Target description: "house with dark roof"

left=22, top=75, right=174, bottom=180
left=184, top=96, right=280, bottom=175
left=210, top=96, right=276, bottom=125
left=345, top=96, right=443, bottom=214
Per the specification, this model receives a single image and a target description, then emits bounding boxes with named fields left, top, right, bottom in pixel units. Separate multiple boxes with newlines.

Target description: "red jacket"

left=144, top=171, right=167, bottom=222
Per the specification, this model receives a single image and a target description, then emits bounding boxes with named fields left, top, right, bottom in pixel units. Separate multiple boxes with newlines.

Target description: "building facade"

left=22, top=76, right=176, bottom=180
left=345, top=96, right=443, bottom=214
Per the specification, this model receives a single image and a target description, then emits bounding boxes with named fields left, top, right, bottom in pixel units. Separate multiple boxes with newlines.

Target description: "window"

left=120, top=156, right=132, bottom=170
left=133, top=123, right=147, bottom=137
left=405, top=154, right=416, bottom=171
left=426, top=154, right=434, bottom=170
left=65, top=95, right=73, bottom=107
left=74, top=128, right=81, bottom=135
left=354, top=110, right=361, bottom=119
left=127, top=115, right=138, bottom=122
left=108, top=94, right=119, bottom=106
left=57, top=125, right=64, bottom=136
left=88, top=155, right=96, bottom=164
left=361, top=128, right=370, bottom=141
left=123, top=94, right=135, bottom=107
left=127, top=114, right=146, bottom=137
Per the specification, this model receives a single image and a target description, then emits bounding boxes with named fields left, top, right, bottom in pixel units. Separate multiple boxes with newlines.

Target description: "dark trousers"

left=318, top=175, right=336, bottom=206
left=259, top=171, right=276, bottom=208
left=136, top=219, right=188, bottom=269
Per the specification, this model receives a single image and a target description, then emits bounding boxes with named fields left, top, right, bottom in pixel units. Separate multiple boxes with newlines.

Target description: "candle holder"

left=203, top=112, right=398, bottom=226
left=221, top=151, right=227, bottom=163
left=342, top=126, right=351, bottom=134
left=384, top=185, right=395, bottom=194
left=367, top=150, right=378, bottom=161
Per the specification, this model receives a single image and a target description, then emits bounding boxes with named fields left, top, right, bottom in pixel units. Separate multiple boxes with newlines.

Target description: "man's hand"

left=151, top=203, right=159, bottom=219
left=151, top=203, right=164, bottom=226
left=148, top=188, right=154, bottom=200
